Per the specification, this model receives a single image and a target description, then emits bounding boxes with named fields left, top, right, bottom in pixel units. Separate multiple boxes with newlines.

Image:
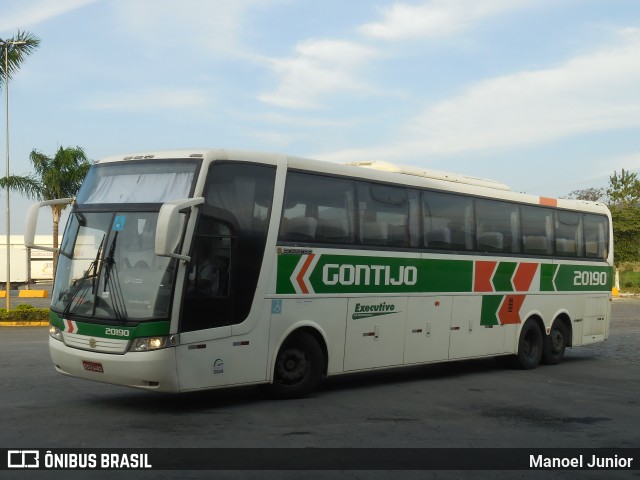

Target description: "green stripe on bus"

left=276, top=253, right=613, bottom=295
left=50, top=311, right=63, bottom=329
left=277, top=254, right=473, bottom=294
left=49, top=311, right=170, bottom=339
left=552, top=264, right=613, bottom=291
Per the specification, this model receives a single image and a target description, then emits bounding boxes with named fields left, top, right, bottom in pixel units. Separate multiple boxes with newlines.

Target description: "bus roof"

left=95, top=148, right=610, bottom=216
left=344, top=160, right=511, bottom=191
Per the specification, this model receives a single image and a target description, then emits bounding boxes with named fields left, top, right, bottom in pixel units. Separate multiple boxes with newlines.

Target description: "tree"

left=565, top=169, right=640, bottom=265
left=0, top=31, right=40, bottom=89
left=609, top=206, right=640, bottom=265
left=603, top=169, right=640, bottom=266
left=0, top=146, right=91, bottom=271
left=606, top=169, right=640, bottom=207
left=565, top=188, right=604, bottom=202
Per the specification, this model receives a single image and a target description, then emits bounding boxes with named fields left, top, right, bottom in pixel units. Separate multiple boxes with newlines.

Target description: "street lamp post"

left=1, top=39, right=26, bottom=310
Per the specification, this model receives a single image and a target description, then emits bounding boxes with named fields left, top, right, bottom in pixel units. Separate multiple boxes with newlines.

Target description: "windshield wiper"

left=103, top=231, right=128, bottom=321
left=62, top=234, right=105, bottom=316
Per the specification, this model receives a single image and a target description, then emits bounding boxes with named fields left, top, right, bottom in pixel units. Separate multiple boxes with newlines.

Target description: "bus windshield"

left=51, top=210, right=178, bottom=322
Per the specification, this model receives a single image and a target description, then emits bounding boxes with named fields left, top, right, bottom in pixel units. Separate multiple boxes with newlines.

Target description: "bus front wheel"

left=516, top=320, right=543, bottom=370
left=266, top=331, right=324, bottom=399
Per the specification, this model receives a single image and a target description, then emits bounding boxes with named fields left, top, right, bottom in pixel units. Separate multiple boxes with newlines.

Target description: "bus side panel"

left=449, top=296, right=506, bottom=359
left=344, top=297, right=407, bottom=371
left=269, top=297, right=348, bottom=376
left=175, top=309, right=271, bottom=391
left=583, top=294, right=609, bottom=345
left=404, top=296, right=452, bottom=364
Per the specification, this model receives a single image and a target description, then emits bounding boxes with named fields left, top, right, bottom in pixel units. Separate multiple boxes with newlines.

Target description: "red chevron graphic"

left=512, top=263, right=538, bottom=292
left=65, top=319, right=77, bottom=334
left=296, top=254, right=316, bottom=294
left=474, top=261, right=497, bottom=292
left=498, top=295, right=526, bottom=324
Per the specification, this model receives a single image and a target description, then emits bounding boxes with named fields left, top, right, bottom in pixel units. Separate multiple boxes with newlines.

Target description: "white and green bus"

left=25, top=149, right=613, bottom=398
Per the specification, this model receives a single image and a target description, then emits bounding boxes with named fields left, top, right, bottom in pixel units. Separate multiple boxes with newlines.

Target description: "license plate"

left=82, top=361, right=104, bottom=373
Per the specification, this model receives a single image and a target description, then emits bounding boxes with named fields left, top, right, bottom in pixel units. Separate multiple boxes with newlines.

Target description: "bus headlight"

left=130, top=335, right=177, bottom=352
left=49, top=325, right=64, bottom=342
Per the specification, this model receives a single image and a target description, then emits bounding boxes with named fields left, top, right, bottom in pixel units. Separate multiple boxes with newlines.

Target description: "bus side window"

left=280, top=172, right=355, bottom=245
left=188, top=222, right=232, bottom=299
left=555, top=211, right=583, bottom=257
left=584, top=213, right=609, bottom=259
left=180, top=162, right=276, bottom=332
left=521, top=206, right=553, bottom=256
left=358, top=183, right=410, bottom=248
left=424, top=191, right=474, bottom=251
left=475, top=199, right=520, bottom=254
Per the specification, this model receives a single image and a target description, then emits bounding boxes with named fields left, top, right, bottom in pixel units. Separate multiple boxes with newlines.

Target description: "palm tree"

left=0, top=146, right=91, bottom=271
left=0, top=31, right=40, bottom=88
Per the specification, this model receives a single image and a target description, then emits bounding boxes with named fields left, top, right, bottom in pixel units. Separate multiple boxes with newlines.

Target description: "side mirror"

left=24, top=198, right=75, bottom=251
left=155, top=197, right=204, bottom=261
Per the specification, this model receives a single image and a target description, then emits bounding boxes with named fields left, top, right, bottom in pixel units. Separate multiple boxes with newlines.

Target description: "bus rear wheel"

left=516, top=320, right=543, bottom=370
left=542, top=321, right=568, bottom=365
left=266, top=332, right=324, bottom=399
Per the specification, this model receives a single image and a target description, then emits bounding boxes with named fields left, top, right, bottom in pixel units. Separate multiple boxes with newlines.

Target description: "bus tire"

left=516, top=319, right=543, bottom=370
left=542, top=321, right=568, bottom=365
left=266, top=331, right=324, bottom=399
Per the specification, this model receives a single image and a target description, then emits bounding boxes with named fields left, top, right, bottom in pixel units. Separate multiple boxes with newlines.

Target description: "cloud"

left=316, top=29, right=640, bottom=162
left=408, top=28, right=640, bottom=153
left=257, top=39, right=379, bottom=109
left=0, top=0, right=98, bottom=33
left=359, top=0, right=540, bottom=40
left=112, top=0, right=281, bottom=56
left=256, top=0, right=542, bottom=111
left=248, top=112, right=358, bottom=128
left=592, top=152, right=640, bottom=179
left=84, top=87, right=212, bottom=112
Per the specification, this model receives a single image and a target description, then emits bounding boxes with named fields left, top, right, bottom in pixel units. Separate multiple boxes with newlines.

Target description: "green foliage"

left=0, top=304, right=49, bottom=322
left=0, top=145, right=91, bottom=271
left=0, top=146, right=91, bottom=202
left=618, top=263, right=640, bottom=292
left=565, top=187, right=604, bottom=201
left=621, top=271, right=640, bottom=288
left=610, top=205, right=640, bottom=265
left=0, top=31, right=40, bottom=89
left=606, top=169, right=640, bottom=207
left=567, top=169, right=640, bottom=264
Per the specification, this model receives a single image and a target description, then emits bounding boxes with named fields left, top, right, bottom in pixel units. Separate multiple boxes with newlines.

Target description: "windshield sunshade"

left=77, top=161, right=199, bottom=204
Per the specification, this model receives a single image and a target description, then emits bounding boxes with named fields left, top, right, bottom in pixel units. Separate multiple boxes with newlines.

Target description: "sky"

left=1, top=0, right=640, bottom=235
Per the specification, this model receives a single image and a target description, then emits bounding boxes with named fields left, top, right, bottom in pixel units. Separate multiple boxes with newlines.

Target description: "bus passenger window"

left=280, top=172, right=355, bottom=245
left=423, top=191, right=474, bottom=251
left=521, top=206, right=553, bottom=256
left=555, top=211, right=583, bottom=257
left=584, top=214, right=608, bottom=259
left=358, top=183, right=410, bottom=247
left=475, top=199, right=520, bottom=254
